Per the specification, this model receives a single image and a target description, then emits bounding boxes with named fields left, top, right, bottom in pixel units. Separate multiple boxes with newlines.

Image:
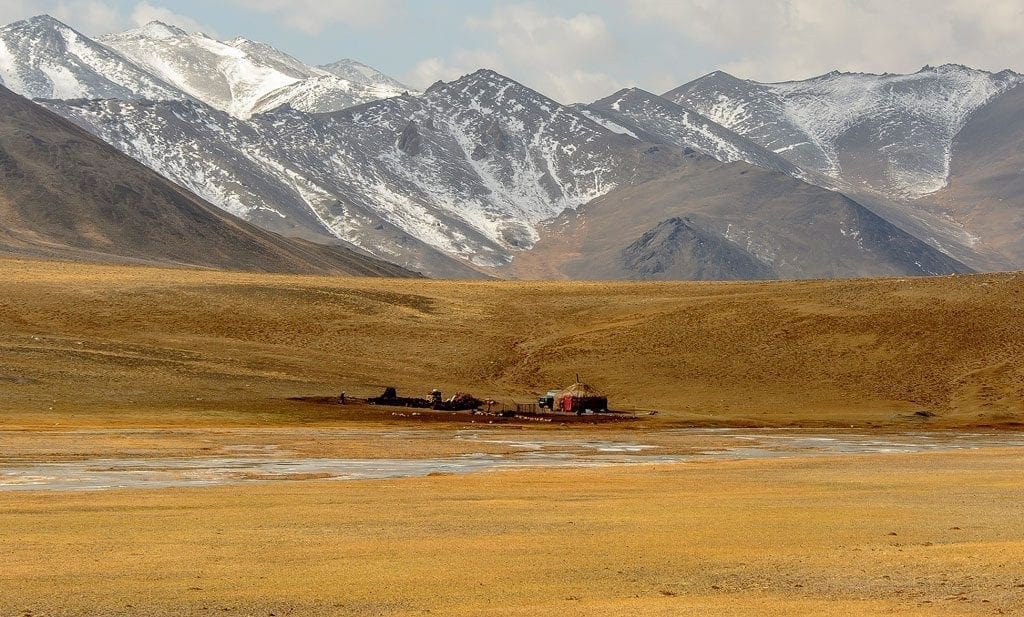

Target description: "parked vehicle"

left=537, top=390, right=560, bottom=409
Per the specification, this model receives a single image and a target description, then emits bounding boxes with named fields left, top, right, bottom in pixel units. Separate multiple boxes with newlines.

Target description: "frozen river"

left=3, top=428, right=1023, bottom=491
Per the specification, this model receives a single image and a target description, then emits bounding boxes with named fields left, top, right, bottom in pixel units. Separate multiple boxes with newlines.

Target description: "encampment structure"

left=554, top=382, right=608, bottom=414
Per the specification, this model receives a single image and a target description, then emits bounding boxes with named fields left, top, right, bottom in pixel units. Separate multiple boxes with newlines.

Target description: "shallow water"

left=0, top=453, right=685, bottom=491
left=3, top=429, right=1023, bottom=491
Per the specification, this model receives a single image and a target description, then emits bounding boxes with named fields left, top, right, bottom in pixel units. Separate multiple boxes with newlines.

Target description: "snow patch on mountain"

left=588, top=87, right=804, bottom=178
left=577, top=107, right=640, bottom=138
left=44, top=69, right=680, bottom=274
left=321, top=59, right=410, bottom=91
left=100, top=25, right=300, bottom=118
left=0, top=15, right=186, bottom=101
left=670, top=65, right=1024, bottom=199
left=722, top=223, right=777, bottom=265
left=97, top=21, right=409, bottom=118
left=0, top=39, right=16, bottom=89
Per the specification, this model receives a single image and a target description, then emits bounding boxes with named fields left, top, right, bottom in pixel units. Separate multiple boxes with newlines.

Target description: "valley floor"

left=1, top=258, right=1022, bottom=615
left=0, top=258, right=1022, bottom=427
left=1, top=426, right=1022, bottom=616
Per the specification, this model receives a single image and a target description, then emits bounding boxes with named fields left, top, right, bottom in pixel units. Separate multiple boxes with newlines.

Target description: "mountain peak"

left=23, top=14, right=65, bottom=27
left=621, top=86, right=658, bottom=99
left=915, top=63, right=1019, bottom=78
left=430, top=69, right=565, bottom=112
left=448, top=69, right=528, bottom=92
left=105, top=20, right=189, bottom=41
left=918, top=63, right=968, bottom=74
left=592, top=87, right=662, bottom=110
left=667, top=60, right=1024, bottom=201
left=668, top=70, right=748, bottom=96
left=424, top=69, right=509, bottom=94
left=318, top=58, right=412, bottom=91
left=142, top=20, right=187, bottom=37
left=7, top=14, right=73, bottom=32
left=470, top=68, right=504, bottom=78
left=706, top=70, right=738, bottom=79
left=322, top=58, right=372, bottom=72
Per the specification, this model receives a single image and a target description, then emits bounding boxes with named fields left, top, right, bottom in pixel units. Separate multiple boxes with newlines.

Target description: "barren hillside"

left=0, top=258, right=1020, bottom=427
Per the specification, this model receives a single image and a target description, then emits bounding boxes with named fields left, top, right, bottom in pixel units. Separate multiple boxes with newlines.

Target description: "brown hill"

left=0, top=84, right=413, bottom=276
left=1, top=258, right=1020, bottom=427
left=509, top=155, right=972, bottom=280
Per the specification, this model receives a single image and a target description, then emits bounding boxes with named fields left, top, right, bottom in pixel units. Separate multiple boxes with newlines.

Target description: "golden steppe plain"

left=3, top=449, right=1024, bottom=616
left=0, top=258, right=1022, bottom=426
left=2, top=258, right=1024, bottom=616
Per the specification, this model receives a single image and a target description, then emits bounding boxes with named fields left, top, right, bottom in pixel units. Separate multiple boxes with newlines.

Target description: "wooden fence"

left=487, top=402, right=538, bottom=415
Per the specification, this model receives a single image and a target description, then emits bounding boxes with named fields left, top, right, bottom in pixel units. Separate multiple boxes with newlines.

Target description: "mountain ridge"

left=584, top=86, right=805, bottom=178
left=1, top=13, right=1018, bottom=280
left=666, top=64, right=1024, bottom=200
left=97, top=20, right=412, bottom=118
left=44, top=67, right=684, bottom=275
left=0, top=83, right=414, bottom=276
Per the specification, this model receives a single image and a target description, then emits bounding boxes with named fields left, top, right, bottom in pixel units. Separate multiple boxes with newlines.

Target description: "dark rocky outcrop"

left=621, top=217, right=774, bottom=280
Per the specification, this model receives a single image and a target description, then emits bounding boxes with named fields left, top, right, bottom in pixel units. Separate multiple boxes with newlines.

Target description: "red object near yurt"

left=554, top=382, right=608, bottom=413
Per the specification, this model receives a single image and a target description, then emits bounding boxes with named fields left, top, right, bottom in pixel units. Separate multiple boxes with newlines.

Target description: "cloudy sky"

left=3, top=0, right=1024, bottom=102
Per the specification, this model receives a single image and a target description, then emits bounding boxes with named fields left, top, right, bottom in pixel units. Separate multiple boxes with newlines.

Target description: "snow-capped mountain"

left=667, top=65, right=1024, bottom=200
left=581, top=87, right=804, bottom=179
left=0, top=14, right=410, bottom=119
left=264, top=70, right=680, bottom=261
left=0, top=15, right=185, bottom=100
left=45, top=70, right=681, bottom=274
left=0, top=82, right=412, bottom=277
left=98, top=22, right=412, bottom=118
left=321, top=59, right=409, bottom=91
left=2, top=13, right=1016, bottom=279
left=44, top=97, right=488, bottom=278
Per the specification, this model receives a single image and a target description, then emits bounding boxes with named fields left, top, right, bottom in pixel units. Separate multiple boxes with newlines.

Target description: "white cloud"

left=407, top=58, right=462, bottom=88
left=406, top=3, right=624, bottom=104
left=1, top=0, right=126, bottom=34
left=0, top=1, right=213, bottom=36
left=628, top=0, right=1024, bottom=82
left=0, top=1, right=36, bottom=27
left=407, top=47, right=505, bottom=89
left=227, top=0, right=404, bottom=35
left=51, top=1, right=121, bottom=33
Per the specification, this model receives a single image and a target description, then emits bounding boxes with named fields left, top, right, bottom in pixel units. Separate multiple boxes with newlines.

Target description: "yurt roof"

left=559, top=382, right=603, bottom=396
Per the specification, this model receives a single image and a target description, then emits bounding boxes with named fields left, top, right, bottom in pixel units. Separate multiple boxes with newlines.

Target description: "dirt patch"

left=286, top=397, right=641, bottom=425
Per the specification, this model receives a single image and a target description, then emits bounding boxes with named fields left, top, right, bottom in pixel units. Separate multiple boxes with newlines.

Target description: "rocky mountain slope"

left=509, top=154, right=972, bottom=280
left=0, top=15, right=186, bottom=101
left=581, top=87, right=803, bottom=179
left=0, top=13, right=1013, bottom=280
left=0, top=84, right=413, bottom=276
left=0, top=15, right=410, bottom=119
left=41, top=64, right=993, bottom=278
left=45, top=70, right=683, bottom=275
left=667, top=65, right=1024, bottom=201
left=321, top=59, right=409, bottom=91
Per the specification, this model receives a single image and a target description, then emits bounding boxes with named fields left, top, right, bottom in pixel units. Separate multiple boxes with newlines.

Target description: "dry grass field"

left=3, top=449, right=1024, bottom=616
left=0, top=257, right=1022, bottom=427
left=2, top=258, right=1024, bottom=615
